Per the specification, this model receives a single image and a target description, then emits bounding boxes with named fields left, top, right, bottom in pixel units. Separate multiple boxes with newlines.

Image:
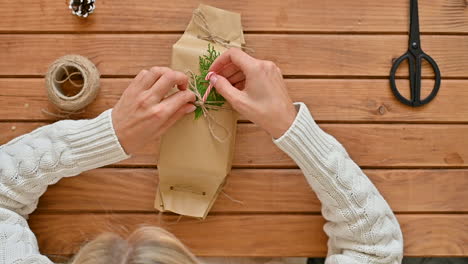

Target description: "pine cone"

left=69, top=0, right=95, bottom=18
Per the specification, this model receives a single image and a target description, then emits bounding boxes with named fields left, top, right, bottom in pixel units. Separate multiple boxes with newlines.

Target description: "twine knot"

left=192, top=8, right=253, bottom=52
left=186, top=70, right=232, bottom=143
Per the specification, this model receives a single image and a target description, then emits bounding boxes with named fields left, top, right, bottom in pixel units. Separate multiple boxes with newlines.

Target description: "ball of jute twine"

left=44, top=54, right=100, bottom=117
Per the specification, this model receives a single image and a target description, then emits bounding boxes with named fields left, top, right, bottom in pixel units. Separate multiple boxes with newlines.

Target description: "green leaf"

left=194, top=108, right=203, bottom=119
left=190, top=44, right=225, bottom=120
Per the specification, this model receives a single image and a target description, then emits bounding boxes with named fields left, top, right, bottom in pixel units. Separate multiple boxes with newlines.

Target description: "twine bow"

left=187, top=71, right=232, bottom=143
left=192, top=8, right=254, bottom=52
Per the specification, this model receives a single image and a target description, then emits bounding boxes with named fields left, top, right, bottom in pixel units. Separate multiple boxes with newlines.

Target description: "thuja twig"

left=190, top=44, right=225, bottom=119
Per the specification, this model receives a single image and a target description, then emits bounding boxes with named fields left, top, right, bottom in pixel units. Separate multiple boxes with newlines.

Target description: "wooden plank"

left=36, top=168, right=468, bottom=213
left=2, top=79, right=468, bottom=122
left=399, top=215, right=468, bottom=257
left=28, top=213, right=468, bottom=257
left=0, top=35, right=467, bottom=77
left=1, top=0, right=467, bottom=33
left=3, top=123, right=468, bottom=168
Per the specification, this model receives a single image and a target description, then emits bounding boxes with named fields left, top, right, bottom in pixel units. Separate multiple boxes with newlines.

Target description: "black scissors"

left=389, top=0, right=441, bottom=107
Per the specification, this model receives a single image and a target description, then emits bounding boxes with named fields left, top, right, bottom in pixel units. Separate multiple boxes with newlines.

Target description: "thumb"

left=210, top=73, right=243, bottom=103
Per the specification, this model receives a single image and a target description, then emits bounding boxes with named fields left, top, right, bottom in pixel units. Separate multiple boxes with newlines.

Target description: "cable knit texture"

left=0, top=105, right=403, bottom=264
left=274, top=103, right=403, bottom=264
left=0, top=109, right=129, bottom=263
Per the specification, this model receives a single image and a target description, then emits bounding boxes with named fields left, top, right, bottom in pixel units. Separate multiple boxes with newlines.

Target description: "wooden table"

left=1, top=0, right=467, bottom=260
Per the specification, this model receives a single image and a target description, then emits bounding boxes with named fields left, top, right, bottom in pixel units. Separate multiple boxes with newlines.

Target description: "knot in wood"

left=378, top=105, right=387, bottom=115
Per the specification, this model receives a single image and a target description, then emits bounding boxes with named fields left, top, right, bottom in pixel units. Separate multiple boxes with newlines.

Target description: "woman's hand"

left=208, top=48, right=297, bottom=139
left=112, top=67, right=196, bottom=155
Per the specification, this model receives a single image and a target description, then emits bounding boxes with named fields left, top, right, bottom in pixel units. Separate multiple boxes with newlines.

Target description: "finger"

left=218, top=63, right=240, bottom=78
left=209, top=48, right=256, bottom=74
left=131, top=67, right=173, bottom=94
left=150, top=71, right=189, bottom=102
left=159, top=103, right=196, bottom=133
left=208, top=72, right=243, bottom=103
left=149, top=66, right=172, bottom=81
left=227, top=71, right=245, bottom=84
left=127, top=69, right=158, bottom=94
left=234, top=80, right=246, bottom=90
left=156, top=90, right=196, bottom=120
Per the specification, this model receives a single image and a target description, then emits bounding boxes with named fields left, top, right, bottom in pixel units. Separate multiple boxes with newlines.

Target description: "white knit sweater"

left=0, top=103, right=403, bottom=264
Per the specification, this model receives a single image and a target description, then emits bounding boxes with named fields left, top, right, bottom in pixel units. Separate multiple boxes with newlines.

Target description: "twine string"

left=54, top=65, right=84, bottom=88
left=221, top=190, right=244, bottom=205
left=43, top=65, right=87, bottom=118
left=192, top=8, right=254, bottom=52
left=203, top=104, right=232, bottom=111
left=43, top=55, right=100, bottom=119
left=159, top=179, right=244, bottom=221
left=187, top=70, right=232, bottom=143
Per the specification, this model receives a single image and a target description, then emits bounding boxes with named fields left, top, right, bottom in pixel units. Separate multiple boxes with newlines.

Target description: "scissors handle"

left=389, top=52, right=441, bottom=107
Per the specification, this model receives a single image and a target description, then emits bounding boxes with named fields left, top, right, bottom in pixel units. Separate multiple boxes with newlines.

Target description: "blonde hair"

left=70, top=226, right=200, bottom=264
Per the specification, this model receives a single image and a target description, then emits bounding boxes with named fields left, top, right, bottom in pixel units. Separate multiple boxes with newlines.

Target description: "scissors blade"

left=412, top=58, right=422, bottom=105
left=409, top=0, right=421, bottom=50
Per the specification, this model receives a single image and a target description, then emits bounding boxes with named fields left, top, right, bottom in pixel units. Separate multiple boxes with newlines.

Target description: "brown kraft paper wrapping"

left=155, top=4, right=246, bottom=219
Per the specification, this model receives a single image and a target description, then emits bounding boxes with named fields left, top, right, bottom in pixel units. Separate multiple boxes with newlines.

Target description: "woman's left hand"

left=112, top=67, right=196, bottom=155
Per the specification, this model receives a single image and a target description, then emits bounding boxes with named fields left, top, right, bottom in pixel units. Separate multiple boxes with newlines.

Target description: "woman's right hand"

left=208, top=48, right=297, bottom=139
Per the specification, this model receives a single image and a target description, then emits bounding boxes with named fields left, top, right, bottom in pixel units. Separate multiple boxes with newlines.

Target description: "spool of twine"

left=44, top=55, right=100, bottom=117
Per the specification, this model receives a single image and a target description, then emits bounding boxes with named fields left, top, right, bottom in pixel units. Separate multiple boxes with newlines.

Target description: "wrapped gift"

left=155, top=4, right=246, bottom=219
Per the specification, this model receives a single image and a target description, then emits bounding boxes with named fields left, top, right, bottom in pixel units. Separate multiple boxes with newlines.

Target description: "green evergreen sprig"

left=191, top=44, right=225, bottom=119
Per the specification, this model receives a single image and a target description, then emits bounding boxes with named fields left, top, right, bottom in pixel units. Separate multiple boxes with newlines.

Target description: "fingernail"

left=186, top=104, right=197, bottom=113
left=205, top=71, right=214, bottom=80
left=206, top=71, right=218, bottom=85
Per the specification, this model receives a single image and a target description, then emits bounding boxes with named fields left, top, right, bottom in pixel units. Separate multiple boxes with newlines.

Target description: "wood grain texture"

left=0, top=34, right=467, bottom=77
left=3, top=123, right=468, bottom=168
left=36, top=168, right=468, bottom=213
left=28, top=213, right=468, bottom=257
left=3, top=0, right=468, bottom=257
left=1, top=0, right=467, bottom=33
left=2, top=79, right=468, bottom=122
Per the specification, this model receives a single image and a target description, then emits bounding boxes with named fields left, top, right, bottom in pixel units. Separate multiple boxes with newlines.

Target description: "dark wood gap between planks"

left=234, top=165, right=468, bottom=170
left=240, top=120, right=468, bottom=125
left=41, top=255, right=467, bottom=260
left=282, top=76, right=468, bottom=80
left=4, top=120, right=468, bottom=125
left=93, top=166, right=468, bottom=171
left=96, top=164, right=468, bottom=170
left=1, top=75, right=467, bottom=80
left=40, top=254, right=468, bottom=260
left=0, top=31, right=467, bottom=36
left=31, top=211, right=468, bottom=216
left=22, top=164, right=450, bottom=170
left=32, top=211, right=322, bottom=216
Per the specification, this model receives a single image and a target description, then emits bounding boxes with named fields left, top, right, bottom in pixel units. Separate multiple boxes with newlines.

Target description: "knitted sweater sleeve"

left=274, top=103, right=404, bottom=264
left=0, top=109, right=129, bottom=263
